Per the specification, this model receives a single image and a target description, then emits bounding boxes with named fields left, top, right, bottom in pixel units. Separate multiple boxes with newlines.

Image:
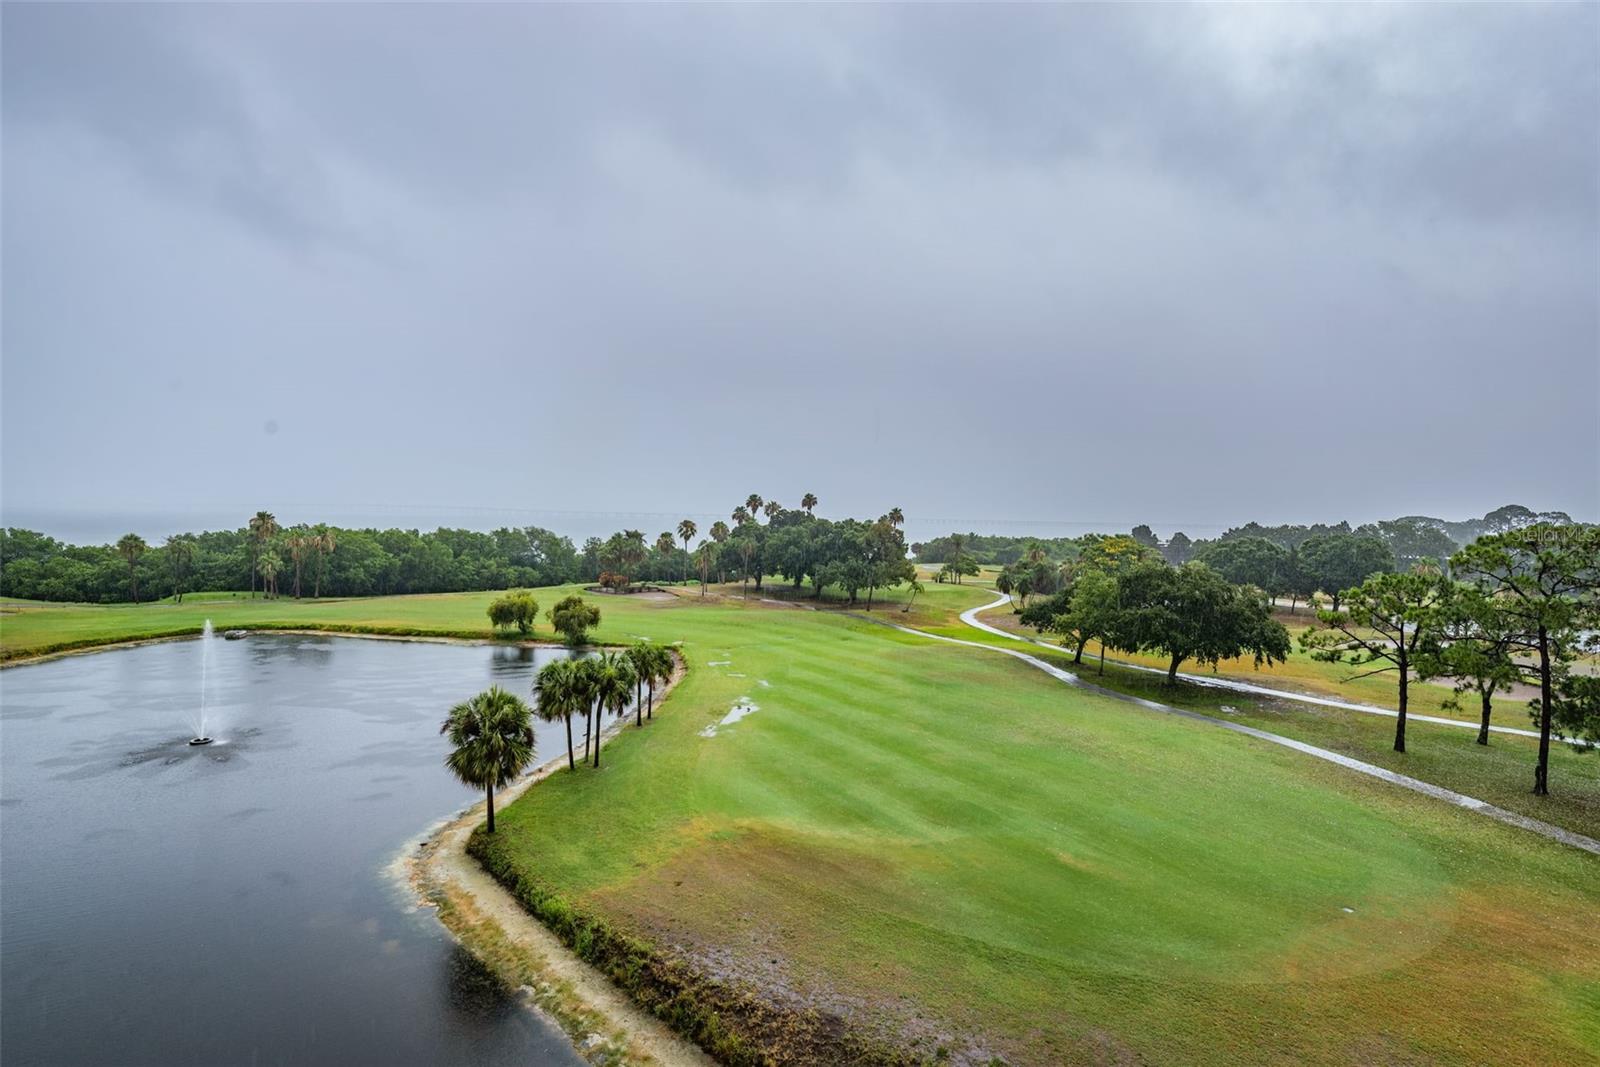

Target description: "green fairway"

left=473, top=591, right=1600, bottom=1064
left=8, top=584, right=1598, bottom=1063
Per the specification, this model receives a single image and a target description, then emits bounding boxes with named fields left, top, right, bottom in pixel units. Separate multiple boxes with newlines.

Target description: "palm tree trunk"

left=635, top=677, right=643, bottom=727
left=565, top=713, right=576, bottom=770
left=647, top=680, right=655, bottom=720
left=592, top=699, right=603, bottom=768
left=486, top=781, right=496, bottom=833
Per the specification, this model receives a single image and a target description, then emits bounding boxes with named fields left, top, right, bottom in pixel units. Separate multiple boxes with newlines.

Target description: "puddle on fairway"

left=700, top=698, right=760, bottom=738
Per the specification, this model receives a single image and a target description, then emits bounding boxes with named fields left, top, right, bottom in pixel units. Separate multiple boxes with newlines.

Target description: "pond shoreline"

left=402, top=653, right=712, bottom=1067
left=1, top=626, right=600, bottom=669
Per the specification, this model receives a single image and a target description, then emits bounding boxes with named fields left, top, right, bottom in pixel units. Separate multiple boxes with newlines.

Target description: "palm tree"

left=801, top=493, right=818, bottom=515
left=731, top=506, right=751, bottom=527
left=744, top=494, right=763, bottom=520
left=654, top=532, right=676, bottom=583
left=645, top=644, right=674, bottom=719
left=116, top=533, right=147, bottom=604
left=739, top=537, right=756, bottom=599
left=710, top=521, right=730, bottom=583
left=695, top=542, right=716, bottom=597
left=248, top=511, right=278, bottom=597
left=677, top=519, right=697, bottom=583
left=533, top=658, right=583, bottom=771
left=625, top=642, right=651, bottom=726
left=285, top=527, right=309, bottom=599
left=887, top=507, right=904, bottom=527
left=572, top=656, right=600, bottom=763
left=588, top=651, right=635, bottom=768
left=902, top=576, right=924, bottom=613
left=165, top=534, right=195, bottom=603
left=312, top=524, right=336, bottom=598
left=257, top=550, right=281, bottom=599
left=620, top=530, right=648, bottom=590
left=440, top=686, right=535, bottom=834
left=763, top=499, right=781, bottom=521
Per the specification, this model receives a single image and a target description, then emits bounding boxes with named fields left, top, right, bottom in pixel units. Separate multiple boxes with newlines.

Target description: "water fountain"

left=188, top=620, right=214, bottom=746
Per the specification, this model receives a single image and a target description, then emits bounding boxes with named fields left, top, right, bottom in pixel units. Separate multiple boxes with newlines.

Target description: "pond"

left=0, top=633, right=591, bottom=1066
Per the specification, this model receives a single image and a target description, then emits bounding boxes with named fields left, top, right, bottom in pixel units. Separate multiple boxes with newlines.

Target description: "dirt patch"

left=584, top=827, right=1004, bottom=1066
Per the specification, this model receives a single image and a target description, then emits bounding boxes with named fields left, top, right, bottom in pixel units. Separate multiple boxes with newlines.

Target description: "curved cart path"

left=961, top=596, right=1548, bottom=739
left=894, top=591, right=1598, bottom=857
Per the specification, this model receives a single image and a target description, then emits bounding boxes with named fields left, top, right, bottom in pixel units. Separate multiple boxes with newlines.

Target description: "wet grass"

left=480, top=591, right=1600, bottom=1065
left=8, top=582, right=1599, bottom=1063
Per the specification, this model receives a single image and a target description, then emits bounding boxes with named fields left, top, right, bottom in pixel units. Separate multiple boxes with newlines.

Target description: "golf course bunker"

left=700, top=698, right=760, bottom=738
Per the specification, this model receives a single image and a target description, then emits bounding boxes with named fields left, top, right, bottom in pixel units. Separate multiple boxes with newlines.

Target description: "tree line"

left=1, top=517, right=586, bottom=603
left=916, top=504, right=1582, bottom=573
left=584, top=493, right=918, bottom=610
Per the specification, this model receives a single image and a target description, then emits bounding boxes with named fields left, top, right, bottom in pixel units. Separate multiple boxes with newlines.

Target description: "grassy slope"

left=480, top=586, right=1600, bottom=1065
left=8, top=583, right=1599, bottom=1062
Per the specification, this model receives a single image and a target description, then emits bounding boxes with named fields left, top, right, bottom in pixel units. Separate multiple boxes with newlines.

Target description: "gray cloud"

left=3, top=3, right=1595, bottom=544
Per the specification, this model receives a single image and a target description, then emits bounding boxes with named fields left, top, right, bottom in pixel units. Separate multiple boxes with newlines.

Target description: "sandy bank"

left=400, top=656, right=710, bottom=1067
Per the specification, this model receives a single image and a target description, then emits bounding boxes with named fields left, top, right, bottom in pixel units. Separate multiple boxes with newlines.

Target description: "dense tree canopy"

left=0, top=522, right=583, bottom=603
left=1112, top=562, right=1292, bottom=684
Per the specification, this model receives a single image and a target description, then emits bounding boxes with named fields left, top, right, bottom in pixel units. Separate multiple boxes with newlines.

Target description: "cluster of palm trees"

left=669, top=492, right=820, bottom=594
left=441, top=640, right=677, bottom=833
left=533, top=641, right=675, bottom=770
left=248, top=511, right=337, bottom=599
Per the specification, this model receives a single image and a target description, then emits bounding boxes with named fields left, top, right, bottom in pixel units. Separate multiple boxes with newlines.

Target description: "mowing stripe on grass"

left=889, top=592, right=1600, bottom=857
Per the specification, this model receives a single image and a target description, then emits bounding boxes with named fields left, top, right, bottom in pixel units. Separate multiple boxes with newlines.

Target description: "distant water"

left=0, top=506, right=603, bottom=545
left=0, top=635, right=591, bottom=1067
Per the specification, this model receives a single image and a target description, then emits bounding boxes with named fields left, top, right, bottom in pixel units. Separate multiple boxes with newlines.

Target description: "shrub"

left=547, top=595, right=600, bottom=646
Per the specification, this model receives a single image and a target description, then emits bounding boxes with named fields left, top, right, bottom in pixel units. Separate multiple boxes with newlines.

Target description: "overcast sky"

left=4, top=3, right=1596, bottom=545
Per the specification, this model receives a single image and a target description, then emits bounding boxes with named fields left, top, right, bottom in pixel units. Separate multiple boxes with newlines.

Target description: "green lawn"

left=478, top=590, right=1599, bottom=1064
left=7, top=584, right=1598, bottom=1063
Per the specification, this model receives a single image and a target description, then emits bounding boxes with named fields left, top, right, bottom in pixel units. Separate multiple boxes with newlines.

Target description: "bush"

left=547, top=595, right=600, bottom=646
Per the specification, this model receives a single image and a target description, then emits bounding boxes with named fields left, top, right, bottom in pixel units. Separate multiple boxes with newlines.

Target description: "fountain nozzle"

left=188, top=737, right=213, bottom=746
